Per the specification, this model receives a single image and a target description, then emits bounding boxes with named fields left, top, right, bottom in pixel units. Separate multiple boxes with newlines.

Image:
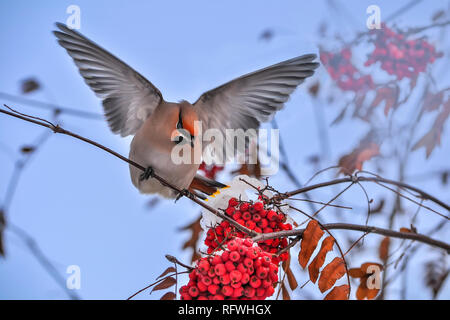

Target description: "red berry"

left=242, top=211, right=252, bottom=221
left=256, top=287, right=266, bottom=297
left=222, top=285, right=233, bottom=296
left=237, top=263, right=248, bottom=274
left=253, top=202, right=264, bottom=211
left=221, top=250, right=229, bottom=262
left=233, top=287, right=244, bottom=298
left=214, top=264, right=226, bottom=276
left=249, top=276, right=262, bottom=288
left=230, top=270, right=242, bottom=282
left=240, top=203, right=249, bottom=212
left=229, top=251, right=240, bottom=262
left=265, top=286, right=275, bottom=297
left=240, top=272, right=250, bottom=285
left=267, top=210, right=277, bottom=221
left=208, top=284, right=220, bottom=295
left=211, top=255, right=222, bottom=265
left=244, top=286, right=256, bottom=298
left=243, top=257, right=253, bottom=268
left=198, top=260, right=210, bottom=274
left=228, top=198, right=238, bottom=207
left=225, top=260, right=236, bottom=272
left=202, top=277, right=212, bottom=286
left=188, top=286, right=199, bottom=297
left=197, top=281, right=207, bottom=292
left=219, top=273, right=230, bottom=285
left=232, top=211, right=242, bottom=220
left=225, top=207, right=235, bottom=216
left=245, top=220, right=256, bottom=230
left=256, top=267, right=268, bottom=279
left=252, top=214, right=261, bottom=222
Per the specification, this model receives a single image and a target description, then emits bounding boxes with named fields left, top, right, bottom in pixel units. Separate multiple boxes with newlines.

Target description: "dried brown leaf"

left=299, top=220, right=324, bottom=268
left=151, top=276, right=177, bottom=293
left=308, top=236, right=335, bottom=283
left=379, top=237, right=390, bottom=262
left=324, top=284, right=349, bottom=300
left=318, top=257, right=346, bottom=293
left=156, top=266, right=177, bottom=280
left=160, top=292, right=176, bottom=300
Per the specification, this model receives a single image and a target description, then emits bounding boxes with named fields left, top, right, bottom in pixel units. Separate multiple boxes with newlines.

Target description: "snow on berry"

left=204, top=199, right=292, bottom=263
left=179, top=238, right=279, bottom=300
left=200, top=175, right=294, bottom=264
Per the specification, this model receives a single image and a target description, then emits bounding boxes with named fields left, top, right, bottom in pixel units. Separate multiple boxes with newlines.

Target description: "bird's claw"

left=140, top=166, right=155, bottom=181
left=175, top=189, right=194, bottom=202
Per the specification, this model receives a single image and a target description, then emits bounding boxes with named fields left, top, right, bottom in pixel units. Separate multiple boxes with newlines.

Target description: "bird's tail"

left=189, top=174, right=228, bottom=199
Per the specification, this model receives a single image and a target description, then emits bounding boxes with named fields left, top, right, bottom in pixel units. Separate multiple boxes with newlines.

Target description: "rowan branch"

left=252, top=222, right=450, bottom=253
left=281, top=175, right=450, bottom=215
left=0, top=105, right=257, bottom=237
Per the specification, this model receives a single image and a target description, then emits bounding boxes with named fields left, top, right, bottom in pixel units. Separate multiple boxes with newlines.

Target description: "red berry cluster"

left=320, top=48, right=374, bottom=92
left=198, top=162, right=224, bottom=179
left=365, top=24, right=442, bottom=80
left=179, top=238, right=279, bottom=300
left=204, top=198, right=292, bottom=264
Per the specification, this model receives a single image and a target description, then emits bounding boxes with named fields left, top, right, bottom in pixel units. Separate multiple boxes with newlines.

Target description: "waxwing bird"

left=53, top=22, right=319, bottom=198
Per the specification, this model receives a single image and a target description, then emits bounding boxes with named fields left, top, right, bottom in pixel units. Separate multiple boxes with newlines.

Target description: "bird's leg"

left=175, top=188, right=195, bottom=202
left=139, top=166, right=155, bottom=181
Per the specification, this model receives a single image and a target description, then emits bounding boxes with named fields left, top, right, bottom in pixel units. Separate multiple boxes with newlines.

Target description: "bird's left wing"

left=53, top=22, right=163, bottom=137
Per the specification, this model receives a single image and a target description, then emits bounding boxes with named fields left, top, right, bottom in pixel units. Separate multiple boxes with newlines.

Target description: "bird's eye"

left=174, top=135, right=184, bottom=145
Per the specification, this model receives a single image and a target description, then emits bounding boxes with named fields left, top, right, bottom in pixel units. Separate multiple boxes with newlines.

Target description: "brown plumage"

left=53, top=22, right=319, bottom=198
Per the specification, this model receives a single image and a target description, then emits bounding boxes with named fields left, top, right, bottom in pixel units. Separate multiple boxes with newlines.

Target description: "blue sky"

left=0, top=0, right=449, bottom=299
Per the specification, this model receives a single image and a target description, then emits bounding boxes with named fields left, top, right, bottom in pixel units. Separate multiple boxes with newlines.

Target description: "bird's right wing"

left=54, top=22, right=163, bottom=137
left=193, top=54, right=319, bottom=161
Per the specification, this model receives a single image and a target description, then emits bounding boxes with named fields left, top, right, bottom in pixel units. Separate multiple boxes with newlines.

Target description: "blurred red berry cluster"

left=198, top=162, right=224, bottom=179
left=320, top=48, right=374, bottom=92
left=179, top=238, right=279, bottom=300
left=365, top=24, right=443, bottom=80
left=205, top=197, right=292, bottom=264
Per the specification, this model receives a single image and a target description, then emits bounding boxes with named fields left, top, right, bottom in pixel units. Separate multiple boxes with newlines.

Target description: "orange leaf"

left=400, top=227, right=412, bottom=233
left=160, top=292, right=176, bottom=300
left=308, top=236, right=335, bottom=283
left=318, top=257, right=347, bottom=293
left=299, top=220, right=324, bottom=268
left=379, top=237, right=390, bottom=262
left=324, top=284, right=349, bottom=300
left=282, top=255, right=298, bottom=290
left=356, top=278, right=381, bottom=300
left=348, top=268, right=365, bottom=278
left=354, top=263, right=383, bottom=300
left=361, top=262, right=383, bottom=273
